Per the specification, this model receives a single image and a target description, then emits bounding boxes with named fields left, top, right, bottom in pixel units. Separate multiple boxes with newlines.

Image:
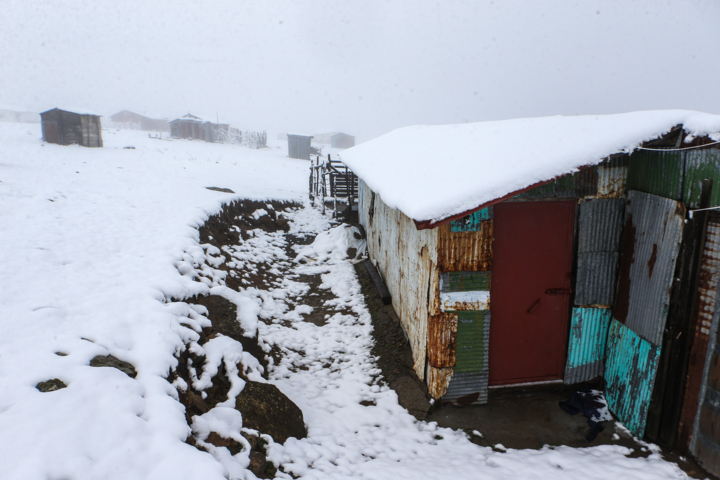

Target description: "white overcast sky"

left=1, top=0, right=719, bottom=141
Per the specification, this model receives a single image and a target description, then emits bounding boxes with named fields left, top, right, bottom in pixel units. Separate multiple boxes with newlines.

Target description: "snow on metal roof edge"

left=340, top=110, right=720, bottom=227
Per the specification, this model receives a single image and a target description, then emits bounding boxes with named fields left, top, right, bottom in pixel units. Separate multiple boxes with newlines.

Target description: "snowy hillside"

left=0, top=123, right=694, bottom=479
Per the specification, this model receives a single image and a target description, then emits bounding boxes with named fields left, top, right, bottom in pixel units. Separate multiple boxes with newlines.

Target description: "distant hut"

left=287, top=134, right=314, bottom=160
left=40, top=108, right=103, bottom=147
left=331, top=133, right=355, bottom=149
left=109, top=110, right=169, bottom=132
left=169, top=114, right=203, bottom=139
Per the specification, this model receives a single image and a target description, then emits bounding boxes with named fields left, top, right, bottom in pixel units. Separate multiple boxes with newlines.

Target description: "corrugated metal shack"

left=109, top=110, right=169, bottom=132
left=169, top=114, right=203, bottom=139
left=331, top=133, right=355, bottom=149
left=40, top=108, right=103, bottom=147
left=349, top=121, right=720, bottom=474
left=287, top=133, right=314, bottom=160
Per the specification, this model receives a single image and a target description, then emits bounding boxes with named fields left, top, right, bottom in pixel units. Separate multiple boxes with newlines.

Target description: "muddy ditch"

left=164, top=199, right=434, bottom=477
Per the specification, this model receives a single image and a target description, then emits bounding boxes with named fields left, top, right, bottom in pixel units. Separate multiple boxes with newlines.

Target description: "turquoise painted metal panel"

left=451, top=207, right=493, bottom=232
left=605, top=318, right=661, bottom=436
left=564, top=308, right=612, bottom=384
left=683, top=149, right=720, bottom=209
left=626, top=150, right=684, bottom=200
left=439, top=271, right=491, bottom=292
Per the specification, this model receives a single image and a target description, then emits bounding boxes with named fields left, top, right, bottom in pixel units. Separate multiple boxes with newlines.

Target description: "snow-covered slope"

left=0, top=124, right=306, bottom=479
left=340, top=110, right=720, bottom=224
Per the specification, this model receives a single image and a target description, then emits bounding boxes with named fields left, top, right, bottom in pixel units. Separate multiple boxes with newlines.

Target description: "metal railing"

left=309, top=154, right=358, bottom=217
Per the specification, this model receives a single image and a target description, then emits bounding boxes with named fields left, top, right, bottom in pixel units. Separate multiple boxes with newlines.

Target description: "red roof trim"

left=412, top=178, right=556, bottom=230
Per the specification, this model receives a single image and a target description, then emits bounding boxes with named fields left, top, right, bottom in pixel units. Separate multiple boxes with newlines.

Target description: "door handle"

left=545, top=288, right=572, bottom=295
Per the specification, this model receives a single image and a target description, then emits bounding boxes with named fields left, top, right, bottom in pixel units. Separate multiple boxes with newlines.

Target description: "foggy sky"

left=2, top=0, right=719, bottom=142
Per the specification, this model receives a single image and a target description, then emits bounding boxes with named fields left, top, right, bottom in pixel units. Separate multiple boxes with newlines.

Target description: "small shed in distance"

left=169, top=114, right=203, bottom=139
left=109, top=110, right=169, bottom=132
left=331, top=133, right=355, bottom=149
left=288, top=133, right=314, bottom=160
left=40, top=108, right=103, bottom=147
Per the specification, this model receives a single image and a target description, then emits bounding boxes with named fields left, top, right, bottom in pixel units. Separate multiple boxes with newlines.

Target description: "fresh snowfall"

left=0, top=122, right=693, bottom=479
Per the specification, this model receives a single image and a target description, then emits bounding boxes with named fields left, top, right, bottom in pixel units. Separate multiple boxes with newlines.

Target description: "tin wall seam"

left=683, top=149, right=720, bottom=209
left=621, top=191, right=685, bottom=346
left=605, top=318, right=662, bottom=436
left=564, top=308, right=612, bottom=384
left=359, top=179, right=438, bottom=380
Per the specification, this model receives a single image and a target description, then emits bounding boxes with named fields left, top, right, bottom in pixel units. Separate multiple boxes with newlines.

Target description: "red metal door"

left=489, top=200, right=575, bottom=385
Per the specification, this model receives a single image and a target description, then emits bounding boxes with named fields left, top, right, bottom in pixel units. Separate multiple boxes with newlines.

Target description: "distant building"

left=331, top=133, right=355, bottom=149
left=108, top=110, right=169, bottom=132
left=169, top=114, right=203, bottom=139
left=40, top=108, right=103, bottom=147
left=287, top=133, right=314, bottom=160
left=312, top=132, right=338, bottom=144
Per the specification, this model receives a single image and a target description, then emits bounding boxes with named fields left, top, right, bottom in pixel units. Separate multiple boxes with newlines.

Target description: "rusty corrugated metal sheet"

left=428, top=313, right=457, bottom=368
left=437, top=222, right=492, bottom=272
left=359, top=179, right=439, bottom=380
left=614, top=190, right=685, bottom=346
left=679, top=212, right=720, bottom=448
left=575, top=198, right=625, bottom=306
left=690, top=217, right=720, bottom=477
left=596, top=154, right=628, bottom=198
left=683, top=149, right=720, bottom=209
left=605, top=318, right=662, bottom=436
left=564, top=308, right=612, bottom=384
left=626, top=150, right=684, bottom=201
left=427, top=366, right=453, bottom=399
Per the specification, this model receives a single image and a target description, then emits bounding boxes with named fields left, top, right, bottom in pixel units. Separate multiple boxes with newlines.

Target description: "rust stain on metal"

left=647, top=244, right=658, bottom=279
left=614, top=212, right=636, bottom=323
left=428, top=313, right=457, bottom=368
left=437, top=221, right=493, bottom=273
left=427, top=365, right=453, bottom=399
left=679, top=214, right=720, bottom=449
left=441, top=299, right=491, bottom=312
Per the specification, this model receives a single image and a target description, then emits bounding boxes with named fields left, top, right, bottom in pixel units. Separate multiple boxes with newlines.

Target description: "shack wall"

left=359, top=179, right=438, bottom=381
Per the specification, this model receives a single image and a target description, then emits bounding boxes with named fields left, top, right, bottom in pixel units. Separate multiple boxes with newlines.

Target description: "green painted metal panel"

left=440, top=271, right=491, bottom=292
left=683, top=149, right=720, bottom=208
left=451, top=207, right=493, bottom=232
left=518, top=181, right=556, bottom=199
left=626, top=150, right=684, bottom=200
left=604, top=318, right=661, bottom=436
left=564, top=308, right=612, bottom=383
left=516, top=167, right=597, bottom=199
left=455, top=310, right=490, bottom=373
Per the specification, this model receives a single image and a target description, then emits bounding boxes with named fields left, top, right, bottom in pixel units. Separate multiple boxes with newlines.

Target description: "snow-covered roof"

left=41, top=107, right=102, bottom=116
left=340, top=110, right=720, bottom=227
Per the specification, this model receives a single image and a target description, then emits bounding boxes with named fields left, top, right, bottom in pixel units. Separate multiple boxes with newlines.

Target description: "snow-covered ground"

left=0, top=123, right=694, bottom=479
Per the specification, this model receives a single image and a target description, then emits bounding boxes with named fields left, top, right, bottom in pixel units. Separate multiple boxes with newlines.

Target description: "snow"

left=0, top=122, right=695, bottom=479
left=340, top=110, right=720, bottom=224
